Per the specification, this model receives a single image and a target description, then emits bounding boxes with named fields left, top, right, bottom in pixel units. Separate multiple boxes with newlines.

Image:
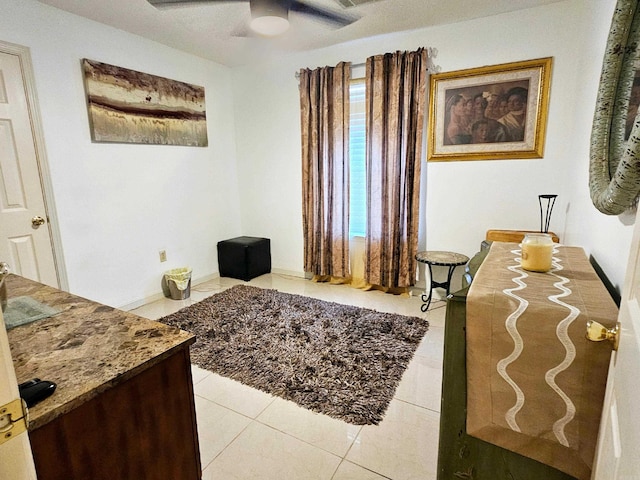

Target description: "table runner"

left=466, top=242, right=618, bottom=479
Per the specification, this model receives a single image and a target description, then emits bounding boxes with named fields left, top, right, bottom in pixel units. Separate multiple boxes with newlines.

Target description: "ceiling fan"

left=146, top=0, right=359, bottom=37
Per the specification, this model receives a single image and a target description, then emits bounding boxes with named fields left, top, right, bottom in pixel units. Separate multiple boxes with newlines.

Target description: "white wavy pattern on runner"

left=544, top=249, right=579, bottom=447
left=496, top=247, right=529, bottom=432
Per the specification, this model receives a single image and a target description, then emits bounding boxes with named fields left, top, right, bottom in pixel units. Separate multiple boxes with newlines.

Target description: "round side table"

left=416, top=251, right=470, bottom=312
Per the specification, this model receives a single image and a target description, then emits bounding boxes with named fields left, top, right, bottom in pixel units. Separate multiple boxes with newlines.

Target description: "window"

left=349, top=79, right=366, bottom=237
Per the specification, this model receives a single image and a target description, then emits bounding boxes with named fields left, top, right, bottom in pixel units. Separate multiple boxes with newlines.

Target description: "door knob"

left=586, top=320, right=620, bottom=351
left=31, top=216, right=45, bottom=227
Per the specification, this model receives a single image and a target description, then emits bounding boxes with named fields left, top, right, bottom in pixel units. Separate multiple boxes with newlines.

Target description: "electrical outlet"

left=159, top=250, right=167, bottom=262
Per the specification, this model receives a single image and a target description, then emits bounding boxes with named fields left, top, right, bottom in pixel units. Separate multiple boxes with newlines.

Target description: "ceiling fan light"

left=250, top=15, right=290, bottom=36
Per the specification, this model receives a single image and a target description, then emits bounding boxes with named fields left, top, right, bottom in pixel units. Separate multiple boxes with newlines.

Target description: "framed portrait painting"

left=427, top=57, right=552, bottom=161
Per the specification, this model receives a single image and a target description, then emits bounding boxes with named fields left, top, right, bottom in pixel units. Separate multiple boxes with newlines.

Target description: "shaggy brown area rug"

left=159, top=284, right=429, bottom=425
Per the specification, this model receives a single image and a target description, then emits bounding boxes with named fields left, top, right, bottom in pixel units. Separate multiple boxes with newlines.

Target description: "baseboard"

left=119, top=292, right=166, bottom=312
left=410, top=285, right=424, bottom=297
left=279, top=270, right=428, bottom=294
left=119, top=269, right=427, bottom=311
left=271, top=268, right=306, bottom=278
left=118, top=272, right=220, bottom=311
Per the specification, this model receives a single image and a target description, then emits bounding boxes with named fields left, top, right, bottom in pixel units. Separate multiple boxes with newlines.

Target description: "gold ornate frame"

left=427, top=57, right=552, bottom=161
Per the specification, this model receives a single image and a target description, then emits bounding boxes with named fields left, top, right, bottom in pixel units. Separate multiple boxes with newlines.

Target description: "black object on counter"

left=19, top=378, right=56, bottom=407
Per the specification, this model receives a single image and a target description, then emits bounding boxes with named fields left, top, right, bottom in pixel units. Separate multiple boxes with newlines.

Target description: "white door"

left=591, top=207, right=640, bottom=478
left=0, top=306, right=37, bottom=480
left=0, top=48, right=58, bottom=287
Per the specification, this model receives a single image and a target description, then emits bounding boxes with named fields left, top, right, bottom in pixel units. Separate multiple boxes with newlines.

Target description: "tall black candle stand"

left=539, top=194, right=558, bottom=233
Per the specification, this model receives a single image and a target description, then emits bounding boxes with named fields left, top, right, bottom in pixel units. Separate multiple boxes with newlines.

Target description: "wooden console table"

left=438, top=242, right=618, bottom=480
left=5, top=274, right=201, bottom=480
left=486, top=229, right=560, bottom=243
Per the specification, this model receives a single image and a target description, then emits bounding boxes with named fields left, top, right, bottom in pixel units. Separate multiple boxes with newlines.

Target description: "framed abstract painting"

left=82, top=59, right=208, bottom=146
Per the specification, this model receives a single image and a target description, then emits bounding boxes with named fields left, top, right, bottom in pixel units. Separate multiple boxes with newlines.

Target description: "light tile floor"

left=131, top=273, right=447, bottom=480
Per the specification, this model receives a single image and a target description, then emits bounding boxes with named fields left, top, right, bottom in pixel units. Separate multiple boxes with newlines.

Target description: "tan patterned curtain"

left=299, top=62, right=351, bottom=278
left=364, top=49, right=428, bottom=288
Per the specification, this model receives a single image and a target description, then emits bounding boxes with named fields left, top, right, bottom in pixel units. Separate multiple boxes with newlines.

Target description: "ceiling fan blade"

left=289, top=0, right=359, bottom=27
left=230, top=18, right=256, bottom=37
left=147, top=0, right=359, bottom=33
left=147, top=0, right=247, bottom=8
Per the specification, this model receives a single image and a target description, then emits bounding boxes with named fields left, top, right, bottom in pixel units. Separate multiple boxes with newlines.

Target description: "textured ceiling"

left=37, top=0, right=566, bottom=67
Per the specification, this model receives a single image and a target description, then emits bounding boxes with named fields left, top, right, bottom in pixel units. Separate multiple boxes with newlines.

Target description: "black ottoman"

left=217, top=236, right=271, bottom=281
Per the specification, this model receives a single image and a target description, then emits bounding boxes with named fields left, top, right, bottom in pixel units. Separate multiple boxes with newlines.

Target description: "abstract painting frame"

left=82, top=59, right=208, bottom=146
left=427, top=57, right=552, bottom=161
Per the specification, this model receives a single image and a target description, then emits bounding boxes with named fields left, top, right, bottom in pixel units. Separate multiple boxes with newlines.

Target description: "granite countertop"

left=4, top=274, right=195, bottom=430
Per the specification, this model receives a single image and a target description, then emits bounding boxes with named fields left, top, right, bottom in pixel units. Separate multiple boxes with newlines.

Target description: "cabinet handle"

left=586, top=320, right=620, bottom=351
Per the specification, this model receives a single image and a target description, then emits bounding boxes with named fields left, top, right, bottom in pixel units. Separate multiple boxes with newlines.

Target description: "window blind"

left=349, top=80, right=366, bottom=237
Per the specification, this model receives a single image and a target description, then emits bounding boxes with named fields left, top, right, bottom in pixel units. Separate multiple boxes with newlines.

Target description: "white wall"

left=232, top=0, right=633, bottom=290
left=0, top=0, right=632, bottom=307
left=0, top=0, right=242, bottom=308
left=562, top=0, right=634, bottom=293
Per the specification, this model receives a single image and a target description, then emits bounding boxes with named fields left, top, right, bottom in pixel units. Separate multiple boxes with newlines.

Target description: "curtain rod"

left=294, top=62, right=365, bottom=80
left=294, top=48, right=440, bottom=80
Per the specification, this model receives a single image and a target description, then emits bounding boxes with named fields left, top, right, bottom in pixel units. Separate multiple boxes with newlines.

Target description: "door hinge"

left=0, top=398, right=29, bottom=445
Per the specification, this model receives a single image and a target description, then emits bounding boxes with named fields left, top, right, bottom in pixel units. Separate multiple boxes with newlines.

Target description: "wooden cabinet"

left=437, top=285, right=576, bottom=480
left=5, top=274, right=201, bottom=480
left=437, top=250, right=576, bottom=480
left=29, top=347, right=201, bottom=480
left=439, top=243, right=618, bottom=480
